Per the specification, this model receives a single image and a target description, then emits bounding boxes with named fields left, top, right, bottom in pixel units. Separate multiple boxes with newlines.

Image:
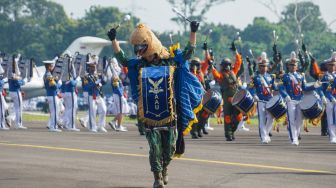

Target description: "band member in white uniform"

left=0, top=62, right=8, bottom=130
left=86, top=57, right=107, bottom=133
left=8, top=54, right=27, bottom=129
left=320, top=52, right=336, bottom=144
left=279, top=52, right=321, bottom=145
left=62, top=76, right=80, bottom=131
left=43, top=58, right=63, bottom=132
left=249, top=52, right=276, bottom=143
left=108, top=58, right=127, bottom=132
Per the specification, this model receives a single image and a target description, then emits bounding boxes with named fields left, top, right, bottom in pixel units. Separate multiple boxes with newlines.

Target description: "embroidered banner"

left=138, top=66, right=175, bottom=126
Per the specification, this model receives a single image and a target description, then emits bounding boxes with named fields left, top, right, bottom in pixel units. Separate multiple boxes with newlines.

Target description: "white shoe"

left=16, top=126, right=27, bottom=130
left=97, top=127, right=107, bottom=133
left=117, top=125, right=128, bottom=132
left=330, top=139, right=336, bottom=144
left=49, top=128, right=62, bottom=132
left=291, top=140, right=299, bottom=146
left=239, top=125, right=250, bottom=132
left=109, top=121, right=117, bottom=131
left=0, top=127, right=9, bottom=130
left=79, top=118, right=87, bottom=128
left=89, top=128, right=97, bottom=133
left=261, top=139, right=270, bottom=144
left=205, top=126, right=214, bottom=131
left=70, top=128, right=80, bottom=132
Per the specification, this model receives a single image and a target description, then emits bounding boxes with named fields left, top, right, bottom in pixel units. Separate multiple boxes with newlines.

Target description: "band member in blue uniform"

left=320, top=52, right=336, bottom=144
left=8, top=54, right=27, bottom=129
left=62, top=75, right=80, bottom=131
left=0, top=62, right=8, bottom=130
left=279, top=51, right=321, bottom=145
left=109, top=58, right=127, bottom=132
left=249, top=52, right=277, bottom=144
left=43, top=59, right=63, bottom=132
left=86, top=58, right=107, bottom=133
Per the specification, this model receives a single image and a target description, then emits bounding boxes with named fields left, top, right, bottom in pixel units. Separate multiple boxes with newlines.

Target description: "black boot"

left=202, top=127, right=208, bottom=135
left=197, top=128, right=203, bottom=138
left=153, top=172, right=164, bottom=188
left=191, top=132, right=198, bottom=139
left=226, top=136, right=233, bottom=141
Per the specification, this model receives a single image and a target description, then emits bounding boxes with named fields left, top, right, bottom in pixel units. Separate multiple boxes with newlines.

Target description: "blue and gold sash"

left=138, top=66, right=175, bottom=126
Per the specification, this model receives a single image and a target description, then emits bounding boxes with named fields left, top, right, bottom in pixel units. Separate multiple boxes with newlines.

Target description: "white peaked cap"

left=43, top=56, right=59, bottom=64
left=257, top=51, right=269, bottom=65
left=286, top=51, right=299, bottom=64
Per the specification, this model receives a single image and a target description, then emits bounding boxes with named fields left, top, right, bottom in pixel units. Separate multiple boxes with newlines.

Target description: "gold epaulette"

left=47, top=77, right=56, bottom=86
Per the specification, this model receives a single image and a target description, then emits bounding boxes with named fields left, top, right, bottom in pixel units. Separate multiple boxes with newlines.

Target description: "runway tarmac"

left=0, top=121, right=335, bottom=188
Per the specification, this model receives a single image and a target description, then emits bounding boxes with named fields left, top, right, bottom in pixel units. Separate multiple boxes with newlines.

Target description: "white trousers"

left=0, top=94, right=6, bottom=128
left=88, top=96, right=106, bottom=130
left=286, top=100, right=303, bottom=143
left=80, top=92, right=89, bottom=125
left=47, top=96, right=59, bottom=130
left=257, top=101, right=274, bottom=142
left=62, top=92, right=78, bottom=129
left=9, top=91, right=23, bottom=128
left=325, top=101, right=336, bottom=141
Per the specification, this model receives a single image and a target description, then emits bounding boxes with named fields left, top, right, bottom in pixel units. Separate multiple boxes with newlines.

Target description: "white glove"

left=95, top=79, right=101, bottom=85
left=209, top=80, right=216, bottom=86
left=285, top=96, right=291, bottom=103
left=332, top=98, right=336, bottom=105
left=57, top=80, right=62, bottom=86
left=241, top=82, right=247, bottom=89
left=321, top=96, right=327, bottom=104
left=314, top=80, right=322, bottom=88
left=253, top=95, right=259, bottom=102
left=76, top=77, right=81, bottom=82
left=23, top=78, right=28, bottom=83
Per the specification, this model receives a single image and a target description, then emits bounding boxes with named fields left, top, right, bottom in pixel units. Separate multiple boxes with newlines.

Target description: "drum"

left=266, top=95, right=287, bottom=120
left=299, top=93, right=324, bottom=120
left=202, top=89, right=222, bottom=114
left=232, top=89, right=254, bottom=114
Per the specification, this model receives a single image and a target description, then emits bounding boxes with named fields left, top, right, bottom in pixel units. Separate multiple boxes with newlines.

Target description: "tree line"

left=0, top=0, right=335, bottom=65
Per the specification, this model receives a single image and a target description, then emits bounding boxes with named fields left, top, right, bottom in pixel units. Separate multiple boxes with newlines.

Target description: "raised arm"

left=107, top=28, right=128, bottom=67
left=232, top=53, right=243, bottom=75
left=182, top=21, right=199, bottom=60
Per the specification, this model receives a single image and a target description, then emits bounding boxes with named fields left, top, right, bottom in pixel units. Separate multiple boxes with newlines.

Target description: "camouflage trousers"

left=223, top=99, right=242, bottom=138
left=145, top=127, right=177, bottom=173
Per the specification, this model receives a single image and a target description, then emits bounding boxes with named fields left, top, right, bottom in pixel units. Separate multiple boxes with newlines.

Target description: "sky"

left=51, top=0, right=336, bottom=32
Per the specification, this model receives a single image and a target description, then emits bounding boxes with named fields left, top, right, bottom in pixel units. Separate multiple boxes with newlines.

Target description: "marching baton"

left=115, top=14, right=131, bottom=30
left=169, top=33, right=174, bottom=45
left=172, top=7, right=191, bottom=23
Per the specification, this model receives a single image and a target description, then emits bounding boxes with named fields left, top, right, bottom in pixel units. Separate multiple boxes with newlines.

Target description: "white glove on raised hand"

left=285, top=96, right=291, bottom=103
left=321, top=96, right=327, bottom=104
left=95, top=79, right=101, bottom=85
left=57, top=80, right=62, bottom=86
left=314, top=80, right=322, bottom=88
left=253, top=95, right=259, bottom=102
left=332, top=98, right=336, bottom=105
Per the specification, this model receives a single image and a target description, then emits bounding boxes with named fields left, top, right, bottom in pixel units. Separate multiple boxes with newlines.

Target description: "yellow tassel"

left=169, top=43, right=180, bottom=58
left=308, top=108, right=324, bottom=126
